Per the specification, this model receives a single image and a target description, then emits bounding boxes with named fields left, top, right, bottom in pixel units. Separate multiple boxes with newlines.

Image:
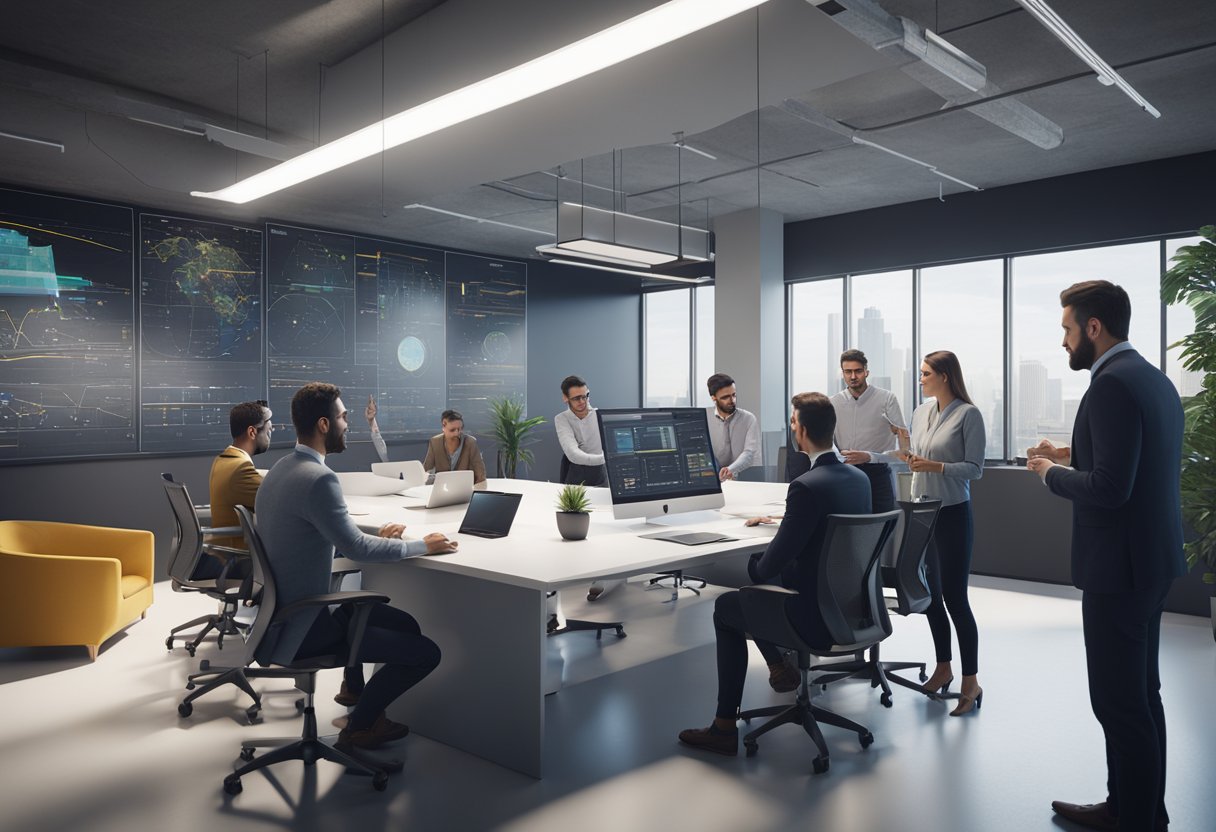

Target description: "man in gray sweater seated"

left=255, top=382, right=458, bottom=751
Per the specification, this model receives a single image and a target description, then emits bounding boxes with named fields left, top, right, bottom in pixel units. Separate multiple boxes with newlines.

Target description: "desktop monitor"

left=596, top=407, right=725, bottom=520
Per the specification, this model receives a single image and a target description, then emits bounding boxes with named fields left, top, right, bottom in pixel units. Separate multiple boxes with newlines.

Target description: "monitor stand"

left=643, top=509, right=721, bottom=527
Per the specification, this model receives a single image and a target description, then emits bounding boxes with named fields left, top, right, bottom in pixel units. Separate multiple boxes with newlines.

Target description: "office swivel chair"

left=806, top=499, right=945, bottom=706
left=162, top=474, right=250, bottom=657
left=222, top=506, right=396, bottom=795
left=736, top=510, right=899, bottom=774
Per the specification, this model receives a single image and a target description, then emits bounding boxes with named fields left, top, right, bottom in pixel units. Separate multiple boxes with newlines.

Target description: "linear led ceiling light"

left=404, top=203, right=552, bottom=236
left=192, top=0, right=771, bottom=204
left=1015, top=0, right=1160, bottom=118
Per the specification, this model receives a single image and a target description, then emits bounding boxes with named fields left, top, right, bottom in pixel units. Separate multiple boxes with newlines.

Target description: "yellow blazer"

left=423, top=433, right=487, bottom=484
left=208, top=446, right=262, bottom=548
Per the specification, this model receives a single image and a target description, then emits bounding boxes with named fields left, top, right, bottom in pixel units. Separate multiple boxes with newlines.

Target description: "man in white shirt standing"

left=553, top=374, right=619, bottom=602
left=554, top=374, right=608, bottom=487
left=829, top=349, right=906, bottom=513
left=705, top=373, right=761, bottom=480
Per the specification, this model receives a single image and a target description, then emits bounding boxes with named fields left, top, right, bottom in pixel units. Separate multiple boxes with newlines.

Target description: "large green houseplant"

left=1161, top=225, right=1216, bottom=599
left=487, top=396, right=546, bottom=479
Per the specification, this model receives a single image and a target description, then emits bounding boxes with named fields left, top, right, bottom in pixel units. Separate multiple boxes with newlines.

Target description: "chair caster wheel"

left=372, top=772, right=389, bottom=792
left=744, top=741, right=758, bottom=758
left=812, top=757, right=829, bottom=774
left=186, top=646, right=196, bottom=658
left=165, top=637, right=174, bottom=651
left=239, top=747, right=255, bottom=762
left=860, top=731, right=874, bottom=749
left=918, top=670, right=928, bottom=682
left=223, top=775, right=242, bottom=795
left=880, top=693, right=892, bottom=708
left=295, top=698, right=306, bottom=712
left=615, top=628, right=627, bottom=638
left=246, top=707, right=262, bottom=725
left=178, top=702, right=193, bottom=718
left=199, top=659, right=210, bottom=671
left=185, top=682, right=196, bottom=690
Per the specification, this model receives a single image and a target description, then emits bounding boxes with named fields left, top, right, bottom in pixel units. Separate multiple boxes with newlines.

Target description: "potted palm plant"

left=487, top=396, right=546, bottom=479
left=1161, top=225, right=1216, bottom=639
left=555, top=483, right=592, bottom=541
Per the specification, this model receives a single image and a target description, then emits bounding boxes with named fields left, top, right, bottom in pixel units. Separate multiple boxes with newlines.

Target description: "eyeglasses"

left=568, top=393, right=591, bottom=404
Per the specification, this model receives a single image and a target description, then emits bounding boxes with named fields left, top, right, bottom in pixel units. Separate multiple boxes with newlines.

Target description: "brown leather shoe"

left=678, top=725, right=738, bottom=756
left=1051, top=800, right=1118, bottom=831
left=334, top=681, right=360, bottom=707
left=337, top=713, right=410, bottom=750
left=768, top=657, right=800, bottom=693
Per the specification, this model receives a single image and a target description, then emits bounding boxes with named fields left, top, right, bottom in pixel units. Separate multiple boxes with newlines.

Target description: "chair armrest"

left=75, top=525, right=155, bottom=582
left=0, top=552, right=121, bottom=641
left=739, top=584, right=807, bottom=651
left=202, top=526, right=242, bottom=537
left=203, top=544, right=249, bottom=558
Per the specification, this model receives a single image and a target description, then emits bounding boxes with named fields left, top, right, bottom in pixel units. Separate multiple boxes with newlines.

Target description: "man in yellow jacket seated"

left=202, top=401, right=273, bottom=576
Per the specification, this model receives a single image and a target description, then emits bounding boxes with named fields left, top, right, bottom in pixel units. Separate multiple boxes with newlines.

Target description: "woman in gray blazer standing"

left=895, top=350, right=986, bottom=716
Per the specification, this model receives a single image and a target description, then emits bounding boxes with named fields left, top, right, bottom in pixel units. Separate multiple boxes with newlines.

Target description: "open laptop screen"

left=458, top=491, right=523, bottom=538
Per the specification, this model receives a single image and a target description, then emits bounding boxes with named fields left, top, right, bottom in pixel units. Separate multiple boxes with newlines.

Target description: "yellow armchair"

left=0, top=520, right=154, bottom=660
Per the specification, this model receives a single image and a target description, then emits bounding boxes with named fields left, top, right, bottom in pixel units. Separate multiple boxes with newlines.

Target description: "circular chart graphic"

left=482, top=331, right=511, bottom=363
left=396, top=335, right=426, bottom=372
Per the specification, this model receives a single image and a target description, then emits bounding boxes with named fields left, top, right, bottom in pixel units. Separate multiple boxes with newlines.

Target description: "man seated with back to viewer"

left=705, top=373, right=760, bottom=480
left=197, top=400, right=273, bottom=579
left=678, top=392, right=871, bottom=756
left=255, top=382, right=458, bottom=751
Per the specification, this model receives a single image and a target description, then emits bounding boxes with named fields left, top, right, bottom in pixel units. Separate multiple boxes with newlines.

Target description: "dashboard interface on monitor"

left=596, top=408, right=722, bottom=505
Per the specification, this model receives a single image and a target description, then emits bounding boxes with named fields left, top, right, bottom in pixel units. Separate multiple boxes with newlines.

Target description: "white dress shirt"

left=829, top=385, right=905, bottom=464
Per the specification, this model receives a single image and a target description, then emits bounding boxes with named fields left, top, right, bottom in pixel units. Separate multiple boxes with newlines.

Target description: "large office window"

left=1010, top=242, right=1161, bottom=454
left=643, top=289, right=692, bottom=406
left=849, top=270, right=915, bottom=419
left=788, top=278, right=844, bottom=400
left=1166, top=236, right=1206, bottom=397
left=920, top=260, right=1005, bottom=458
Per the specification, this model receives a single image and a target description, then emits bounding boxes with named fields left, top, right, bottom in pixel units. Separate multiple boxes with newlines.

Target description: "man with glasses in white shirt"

left=705, top=373, right=761, bottom=481
left=829, top=349, right=906, bottom=513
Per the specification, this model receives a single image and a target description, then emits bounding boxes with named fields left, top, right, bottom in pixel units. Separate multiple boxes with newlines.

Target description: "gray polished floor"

left=1, top=575, right=1212, bottom=832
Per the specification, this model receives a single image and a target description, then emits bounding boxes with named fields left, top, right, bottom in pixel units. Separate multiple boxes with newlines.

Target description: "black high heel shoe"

left=920, top=673, right=954, bottom=697
left=949, top=687, right=983, bottom=716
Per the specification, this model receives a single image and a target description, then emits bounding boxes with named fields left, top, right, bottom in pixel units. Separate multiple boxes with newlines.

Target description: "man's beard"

left=253, top=435, right=270, bottom=456
left=719, top=402, right=736, bottom=415
left=323, top=427, right=347, bottom=454
left=1069, top=330, right=1097, bottom=371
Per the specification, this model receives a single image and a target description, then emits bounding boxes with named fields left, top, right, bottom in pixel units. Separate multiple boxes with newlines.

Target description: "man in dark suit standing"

left=1027, top=280, right=1185, bottom=832
left=678, top=392, right=871, bottom=756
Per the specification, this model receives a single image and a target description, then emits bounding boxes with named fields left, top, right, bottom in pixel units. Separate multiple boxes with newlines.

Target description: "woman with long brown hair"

left=894, top=350, right=987, bottom=716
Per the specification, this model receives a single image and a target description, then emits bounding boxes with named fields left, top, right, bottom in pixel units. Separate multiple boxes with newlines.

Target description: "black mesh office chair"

left=806, top=499, right=945, bottom=706
left=162, top=473, right=250, bottom=657
left=736, top=510, right=899, bottom=774
left=222, top=506, right=395, bottom=795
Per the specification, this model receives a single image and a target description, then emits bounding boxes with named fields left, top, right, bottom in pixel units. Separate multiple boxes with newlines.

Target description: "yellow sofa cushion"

left=120, top=574, right=150, bottom=599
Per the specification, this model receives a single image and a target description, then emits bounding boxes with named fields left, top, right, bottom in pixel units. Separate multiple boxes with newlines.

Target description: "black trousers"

left=564, top=462, right=607, bottom=487
left=712, top=591, right=784, bottom=719
left=297, top=604, right=441, bottom=731
left=857, top=462, right=895, bottom=513
left=1082, top=583, right=1171, bottom=832
left=923, top=501, right=980, bottom=676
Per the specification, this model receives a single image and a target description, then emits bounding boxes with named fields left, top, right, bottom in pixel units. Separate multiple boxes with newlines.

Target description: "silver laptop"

left=371, top=460, right=427, bottom=487
left=424, top=469, right=475, bottom=508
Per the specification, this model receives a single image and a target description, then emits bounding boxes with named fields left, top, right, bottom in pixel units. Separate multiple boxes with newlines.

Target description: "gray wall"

left=523, top=260, right=642, bottom=481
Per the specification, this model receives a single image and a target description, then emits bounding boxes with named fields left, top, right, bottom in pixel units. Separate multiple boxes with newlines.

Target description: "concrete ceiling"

left=1, top=0, right=1214, bottom=267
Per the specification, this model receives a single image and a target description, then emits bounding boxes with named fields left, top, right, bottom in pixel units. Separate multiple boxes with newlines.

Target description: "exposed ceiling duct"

left=807, top=0, right=1065, bottom=149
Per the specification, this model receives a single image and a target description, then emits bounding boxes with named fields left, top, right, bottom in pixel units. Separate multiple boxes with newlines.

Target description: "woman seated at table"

left=366, top=397, right=487, bottom=488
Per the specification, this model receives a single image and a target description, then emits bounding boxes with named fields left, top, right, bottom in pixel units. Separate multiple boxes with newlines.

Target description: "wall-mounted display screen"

left=0, top=188, right=135, bottom=461
left=139, top=213, right=263, bottom=452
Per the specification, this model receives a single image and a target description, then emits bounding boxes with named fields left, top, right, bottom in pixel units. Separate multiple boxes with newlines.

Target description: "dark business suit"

left=1045, top=346, right=1185, bottom=832
left=712, top=452, right=871, bottom=718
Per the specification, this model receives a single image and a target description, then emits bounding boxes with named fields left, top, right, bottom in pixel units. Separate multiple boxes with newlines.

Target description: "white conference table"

left=344, top=477, right=788, bottom=778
